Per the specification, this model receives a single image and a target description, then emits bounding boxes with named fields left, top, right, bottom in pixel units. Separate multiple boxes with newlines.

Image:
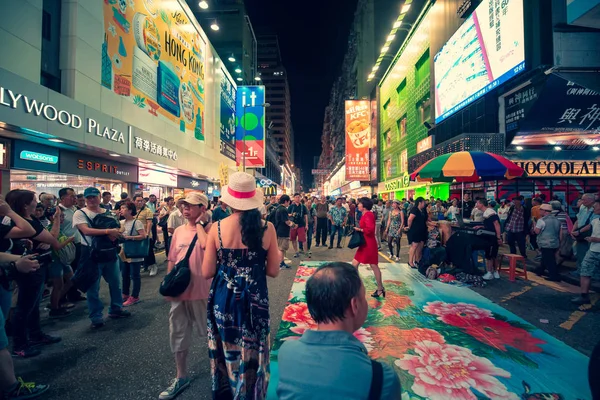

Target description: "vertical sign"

left=219, top=71, right=236, bottom=160
left=235, top=86, right=266, bottom=168
left=369, top=98, right=378, bottom=184
left=345, top=100, right=370, bottom=181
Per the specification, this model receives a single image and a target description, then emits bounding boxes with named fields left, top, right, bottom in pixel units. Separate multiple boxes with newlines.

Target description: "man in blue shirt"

left=211, top=201, right=231, bottom=223
left=277, top=262, right=401, bottom=400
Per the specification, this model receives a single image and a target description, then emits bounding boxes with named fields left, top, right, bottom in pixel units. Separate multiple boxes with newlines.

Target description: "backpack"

left=266, top=205, right=278, bottom=225
left=76, top=209, right=120, bottom=263
left=53, top=233, right=76, bottom=265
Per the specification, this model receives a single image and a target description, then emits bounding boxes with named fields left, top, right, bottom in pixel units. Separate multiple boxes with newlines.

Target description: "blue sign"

left=219, top=72, right=236, bottom=161
left=12, top=140, right=59, bottom=172
left=235, top=85, right=266, bottom=168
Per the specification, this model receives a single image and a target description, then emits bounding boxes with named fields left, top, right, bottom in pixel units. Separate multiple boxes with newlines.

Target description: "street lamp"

left=242, top=102, right=270, bottom=171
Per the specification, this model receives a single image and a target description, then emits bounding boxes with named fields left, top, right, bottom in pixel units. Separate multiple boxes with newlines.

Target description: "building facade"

left=0, top=0, right=237, bottom=199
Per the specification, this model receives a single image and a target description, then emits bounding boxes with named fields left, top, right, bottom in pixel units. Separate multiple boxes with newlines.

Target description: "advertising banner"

left=13, top=140, right=59, bottom=173
left=345, top=100, right=370, bottom=181
left=60, top=151, right=138, bottom=181
left=219, top=70, right=236, bottom=160
left=101, top=0, right=206, bottom=140
left=369, top=98, right=378, bottom=184
left=235, top=86, right=266, bottom=168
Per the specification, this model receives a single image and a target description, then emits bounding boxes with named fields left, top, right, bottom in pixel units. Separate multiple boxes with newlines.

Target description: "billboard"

left=101, top=0, right=206, bottom=140
left=235, top=86, right=266, bottom=168
left=219, top=71, right=236, bottom=160
left=345, top=100, right=370, bottom=181
left=434, top=0, right=525, bottom=123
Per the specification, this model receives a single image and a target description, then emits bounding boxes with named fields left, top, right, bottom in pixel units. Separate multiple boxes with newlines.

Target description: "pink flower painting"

left=423, top=301, right=493, bottom=327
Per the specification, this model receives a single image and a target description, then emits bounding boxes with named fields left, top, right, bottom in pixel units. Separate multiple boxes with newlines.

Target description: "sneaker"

left=308, top=251, right=312, bottom=259
left=279, top=263, right=291, bottom=270
left=123, top=297, right=140, bottom=307
left=493, top=271, right=500, bottom=279
left=482, top=272, right=494, bottom=280
left=90, top=321, right=105, bottom=330
left=328, top=246, right=333, bottom=249
left=11, top=347, right=41, bottom=359
left=315, top=244, right=320, bottom=247
left=149, top=265, right=158, bottom=277
left=571, top=296, right=591, bottom=305
left=29, top=334, right=61, bottom=347
left=49, top=308, right=71, bottom=319
left=109, top=309, right=132, bottom=319
left=122, top=294, right=130, bottom=302
left=293, top=252, right=300, bottom=258
left=159, top=377, right=190, bottom=400
left=4, top=377, right=49, bottom=399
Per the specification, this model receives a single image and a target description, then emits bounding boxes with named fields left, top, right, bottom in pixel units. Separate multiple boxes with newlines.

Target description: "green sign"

left=20, top=150, right=59, bottom=164
left=384, top=172, right=410, bottom=192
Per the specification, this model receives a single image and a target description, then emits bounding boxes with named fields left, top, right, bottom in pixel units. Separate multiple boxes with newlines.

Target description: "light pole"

left=242, top=102, right=270, bottom=172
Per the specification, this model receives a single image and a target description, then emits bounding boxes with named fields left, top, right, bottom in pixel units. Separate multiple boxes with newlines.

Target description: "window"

left=415, top=50, right=430, bottom=88
left=42, top=11, right=51, bottom=40
left=396, top=79, right=407, bottom=104
left=397, top=116, right=407, bottom=138
left=384, top=130, right=392, bottom=149
left=417, top=96, right=431, bottom=124
left=385, top=158, right=392, bottom=179
left=400, top=149, right=408, bottom=173
left=382, top=99, right=391, bottom=122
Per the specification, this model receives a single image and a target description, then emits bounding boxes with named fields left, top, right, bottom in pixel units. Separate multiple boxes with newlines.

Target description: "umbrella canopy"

left=410, top=151, right=525, bottom=183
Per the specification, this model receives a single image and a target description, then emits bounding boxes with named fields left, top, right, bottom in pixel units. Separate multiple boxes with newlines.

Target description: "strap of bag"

left=368, top=359, right=383, bottom=400
left=130, top=214, right=141, bottom=236
left=76, top=209, right=94, bottom=246
left=183, top=234, right=198, bottom=262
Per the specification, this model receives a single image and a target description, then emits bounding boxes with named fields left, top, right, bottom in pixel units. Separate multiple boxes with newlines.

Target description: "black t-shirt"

left=0, top=217, right=15, bottom=253
left=460, top=201, right=474, bottom=219
left=275, top=205, right=291, bottom=238
left=26, top=217, right=46, bottom=251
left=288, top=203, right=308, bottom=227
left=483, top=209, right=500, bottom=234
left=409, top=207, right=426, bottom=231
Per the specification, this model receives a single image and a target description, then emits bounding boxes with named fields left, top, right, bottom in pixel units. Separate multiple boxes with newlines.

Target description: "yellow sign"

left=102, top=0, right=206, bottom=140
left=219, top=163, right=229, bottom=187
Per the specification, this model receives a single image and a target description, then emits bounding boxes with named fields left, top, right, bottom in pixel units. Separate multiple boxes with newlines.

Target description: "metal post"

left=242, top=105, right=247, bottom=172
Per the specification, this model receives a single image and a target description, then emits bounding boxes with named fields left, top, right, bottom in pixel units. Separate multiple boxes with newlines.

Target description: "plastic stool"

left=499, top=254, right=528, bottom=282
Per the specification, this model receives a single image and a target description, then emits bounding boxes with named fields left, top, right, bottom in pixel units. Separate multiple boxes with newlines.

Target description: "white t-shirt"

left=72, top=208, right=109, bottom=246
left=167, top=209, right=186, bottom=231
left=498, top=206, right=510, bottom=220
left=535, top=219, right=546, bottom=231
left=120, top=219, right=146, bottom=262
left=483, top=208, right=497, bottom=219
left=447, top=206, right=459, bottom=220
left=591, top=219, right=600, bottom=253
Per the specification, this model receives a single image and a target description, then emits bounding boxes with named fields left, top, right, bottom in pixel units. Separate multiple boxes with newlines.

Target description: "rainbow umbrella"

left=410, top=151, right=525, bottom=183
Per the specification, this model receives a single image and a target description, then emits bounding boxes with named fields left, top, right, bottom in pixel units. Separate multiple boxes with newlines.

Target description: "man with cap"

left=72, top=187, right=131, bottom=329
left=160, top=193, right=212, bottom=400
left=533, top=203, right=562, bottom=281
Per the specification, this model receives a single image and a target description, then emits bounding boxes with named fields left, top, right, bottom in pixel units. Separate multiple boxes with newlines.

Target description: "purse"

left=159, top=234, right=197, bottom=297
left=576, top=213, right=593, bottom=242
left=348, top=217, right=366, bottom=249
left=122, top=217, right=150, bottom=259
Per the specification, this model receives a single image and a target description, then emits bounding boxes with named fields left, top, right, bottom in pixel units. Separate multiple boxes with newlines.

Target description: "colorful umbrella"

left=410, top=151, right=525, bottom=183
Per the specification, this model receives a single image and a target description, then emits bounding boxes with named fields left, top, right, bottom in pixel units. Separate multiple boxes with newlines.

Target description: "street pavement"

left=12, top=239, right=599, bottom=399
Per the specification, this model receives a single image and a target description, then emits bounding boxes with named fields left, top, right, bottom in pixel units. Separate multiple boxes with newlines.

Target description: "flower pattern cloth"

left=207, top=221, right=270, bottom=399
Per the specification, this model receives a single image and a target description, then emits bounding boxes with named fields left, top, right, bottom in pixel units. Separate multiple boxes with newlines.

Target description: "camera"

left=45, top=207, right=56, bottom=220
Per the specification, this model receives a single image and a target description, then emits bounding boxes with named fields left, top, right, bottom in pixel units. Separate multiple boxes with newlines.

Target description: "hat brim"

left=220, top=185, right=264, bottom=211
left=176, top=199, right=205, bottom=207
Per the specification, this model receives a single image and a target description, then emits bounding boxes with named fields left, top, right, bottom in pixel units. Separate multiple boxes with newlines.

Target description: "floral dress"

left=388, top=211, right=403, bottom=238
left=207, top=221, right=270, bottom=400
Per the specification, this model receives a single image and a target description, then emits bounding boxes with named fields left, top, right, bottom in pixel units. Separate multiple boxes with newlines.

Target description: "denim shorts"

left=49, top=261, right=73, bottom=279
left=581, top=250, right=600, bottom=277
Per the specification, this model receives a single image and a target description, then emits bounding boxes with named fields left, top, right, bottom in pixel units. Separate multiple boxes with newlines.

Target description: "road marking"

left=500, top=285, right=534, bottom=303
left=379, top=252, right=394, bottom=263
left=526, top=273, right=580, bottom=294
left=559, top=294, right=598, bottom=330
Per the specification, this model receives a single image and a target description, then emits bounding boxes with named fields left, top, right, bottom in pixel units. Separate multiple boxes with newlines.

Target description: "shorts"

left=485, top=243, right=499, bottom=260
left=49, top=261, right=73, bottom=279
left=168, top=299, right=208, bottom=353
left=278, top=238, right=290, bottom=252
left=290, top=227, right=307, bottom=242
left=580, top=250, right=600, bottom=277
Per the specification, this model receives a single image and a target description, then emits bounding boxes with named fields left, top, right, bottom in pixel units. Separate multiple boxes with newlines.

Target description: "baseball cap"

left=177, top=192, right=209, bottom=208
left=83, top=187, right=101, bottom=198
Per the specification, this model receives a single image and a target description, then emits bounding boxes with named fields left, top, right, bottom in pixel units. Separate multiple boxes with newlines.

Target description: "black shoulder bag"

left=348, top=215, right=365, bottom=249
left=576, top=212, right=594, bottom=242
left=368, top=359, right=383, bottom=400
left=159, top=234, right=197, bottom=297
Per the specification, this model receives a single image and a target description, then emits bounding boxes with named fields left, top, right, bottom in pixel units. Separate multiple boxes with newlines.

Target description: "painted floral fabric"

left=267, top=262, right=591, bottom=400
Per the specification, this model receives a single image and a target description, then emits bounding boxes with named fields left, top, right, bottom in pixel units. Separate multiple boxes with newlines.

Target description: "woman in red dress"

left=352, top=197, right=385, bottom=298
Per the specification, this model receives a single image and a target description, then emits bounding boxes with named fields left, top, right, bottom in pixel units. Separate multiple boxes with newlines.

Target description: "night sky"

left=244, top=0, right=359, bottom=189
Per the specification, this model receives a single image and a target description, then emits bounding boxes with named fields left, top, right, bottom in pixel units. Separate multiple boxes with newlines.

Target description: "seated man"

left=277, top=262, right=401, bottom=400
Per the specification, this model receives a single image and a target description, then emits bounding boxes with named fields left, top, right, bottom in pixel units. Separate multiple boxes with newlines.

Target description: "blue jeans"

left=122, top=261, right=142, bottom=298
left=330, top=225, right=344, bottom=247
left=83, top=246, right=123, bottom=324
left=0, top=285, right=12, bottom=322
left=306, top=225, right=314, bottom=251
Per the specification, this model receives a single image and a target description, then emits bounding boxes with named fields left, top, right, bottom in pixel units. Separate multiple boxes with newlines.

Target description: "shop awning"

left=507, top=72, right=600, bottom=149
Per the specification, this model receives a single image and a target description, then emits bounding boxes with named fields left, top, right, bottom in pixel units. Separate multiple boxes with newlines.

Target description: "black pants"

left=66, top=243, right=83, bottom=300
left=162, top=227, right=170, bottom=257
left=540, top=247, right=559, bottom=279
left=144, top=237, right=156, bottom=268
left=13, top=268, right=46, bottom=348
left=316, top=218, right=328, bottom=246
left=151, top=219, right=158, bottom=243
left=530, top=232, right=539, bottom=250
left=388, top=237, right=401, bottom=258
left=506, top=231, right=527, bottom=257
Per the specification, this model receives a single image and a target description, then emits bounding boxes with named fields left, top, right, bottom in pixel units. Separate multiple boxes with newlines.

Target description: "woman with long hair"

left=384, top=200, right=404, bottom=261
left=352, top=197, right=385, bottom=298
left=407, top=197, right=428, bottom=269
left=202, top=172, right=280, bottom=399
left=5, top=189, right=73, bottom=358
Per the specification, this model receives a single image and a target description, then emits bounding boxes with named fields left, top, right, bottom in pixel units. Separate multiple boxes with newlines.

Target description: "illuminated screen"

left=434, top=0, right=525, bottom=123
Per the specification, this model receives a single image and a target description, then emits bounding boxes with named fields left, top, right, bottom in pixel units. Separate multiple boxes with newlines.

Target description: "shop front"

left=137, top=167, right=178, bottom=200
left=9, top=140, right=137, bottom=198
left=341, top=181, right=372, bottom=199
left=177, top=175, right=213, bottom=200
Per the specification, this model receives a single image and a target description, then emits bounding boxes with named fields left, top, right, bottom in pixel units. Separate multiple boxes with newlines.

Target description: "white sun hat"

left=220, top=172, right=264, bottom=211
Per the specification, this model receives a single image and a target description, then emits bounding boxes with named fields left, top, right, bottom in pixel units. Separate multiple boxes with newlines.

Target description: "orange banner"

left=345, top=100, right=370, bottom=181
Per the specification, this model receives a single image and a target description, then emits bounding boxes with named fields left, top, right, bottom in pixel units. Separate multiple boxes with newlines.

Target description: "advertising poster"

left=434, top=0, right=525, bottom=123
left=101, top=0, right=206, bottom=140
left=369, top=98, right=378, bottom=184
left=345, top=100, right=370, bottom=181
left=235, top=86, right=266, bottom=168
left=219, top=71, right=236, bottom=160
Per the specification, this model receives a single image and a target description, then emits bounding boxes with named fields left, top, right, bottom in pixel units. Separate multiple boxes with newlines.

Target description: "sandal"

left=371, top=288, right=386, bottom=298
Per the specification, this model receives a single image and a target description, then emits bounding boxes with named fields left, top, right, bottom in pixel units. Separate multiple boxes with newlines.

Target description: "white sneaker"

left=493, top=271, right=500, bottom=279
left=482, top=272, right=494, bottom=280
left=149, top=265, right=158, bottom=277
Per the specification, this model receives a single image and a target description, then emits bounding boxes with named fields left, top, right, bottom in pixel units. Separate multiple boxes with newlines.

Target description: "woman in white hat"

left=202, top=172, right=280, bottom=399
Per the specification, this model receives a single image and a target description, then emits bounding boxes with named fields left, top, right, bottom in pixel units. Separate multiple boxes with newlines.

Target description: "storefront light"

left=235, top=68, right=242, bottom=73
left=593, top=146, right=600, bottom=151
left=401, top=4, right=411, bottom=13
left=381, top=46, right=389, bottom=53
left=393, top=21, right=402, bottom=28
left=109, top=153, right=120, bottom=157
left=516, top=146, right=523, bottom=151
left=554, top=146, right=562, bottom=151
left=198, top=1, right=208, bottom=9
left=48, top=138, right=64, bottom=143
left=387, top=34, right=396, bottom=41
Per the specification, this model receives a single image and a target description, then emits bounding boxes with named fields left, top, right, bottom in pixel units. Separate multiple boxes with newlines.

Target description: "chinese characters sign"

left=219, top=71, right=236, bottom=161
left=133, top=136, right=178, bottom=160
left=235, top=86, right=266, bottom=168
left=101, top=0, right=206, bottom=140
left=345, top=100, right=370, bottom=181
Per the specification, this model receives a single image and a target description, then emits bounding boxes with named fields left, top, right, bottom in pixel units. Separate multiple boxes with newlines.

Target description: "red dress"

left=354, top=211, right=379, bottom=265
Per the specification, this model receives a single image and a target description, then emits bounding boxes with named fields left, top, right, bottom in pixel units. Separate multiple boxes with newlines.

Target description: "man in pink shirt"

left=160, top=193, right=212, bottom=400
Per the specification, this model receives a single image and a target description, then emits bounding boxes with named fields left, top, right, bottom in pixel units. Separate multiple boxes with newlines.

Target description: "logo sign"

left=235, top=86, right=266, bottom=168
left=177, top=175, right=208, bottom=191
left=416, top=136, right=433, bottom=153
left=59, top=151, right=138, bottom=181
left=219, top=71, right=236, bottom=161
left=384, top=173, right=411, bottom=192
left=514, top=160, right=600, bottom=177
left=345, top=100, right=370, bottom=181
left=20, top=150, right=58, bottom=164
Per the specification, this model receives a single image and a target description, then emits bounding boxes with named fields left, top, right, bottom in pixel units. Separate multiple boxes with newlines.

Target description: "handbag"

left=576, top=212, right=593, bottom=242
left=348, top=217, right=366, bottom=249
left=122, top=217, right=150, bottom=259
left=159, top=234, right=197, bottom=297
